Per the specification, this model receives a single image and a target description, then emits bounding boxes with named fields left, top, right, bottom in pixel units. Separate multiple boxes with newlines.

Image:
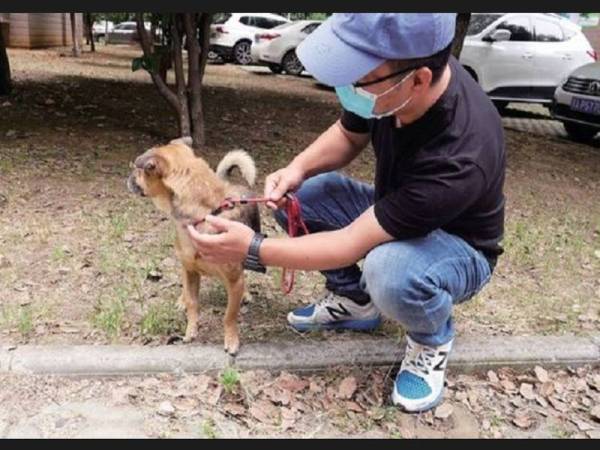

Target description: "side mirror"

left=483, top=29, right=512, bottom=42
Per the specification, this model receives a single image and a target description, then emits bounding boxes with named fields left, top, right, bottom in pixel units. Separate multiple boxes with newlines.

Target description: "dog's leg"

left=223, top=276, right=243, bottom=355
left=181, top=269, right=200, bottom=343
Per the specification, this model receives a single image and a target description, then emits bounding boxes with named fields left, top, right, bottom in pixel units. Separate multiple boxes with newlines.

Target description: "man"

left=187, top=13, right=505, bottom=412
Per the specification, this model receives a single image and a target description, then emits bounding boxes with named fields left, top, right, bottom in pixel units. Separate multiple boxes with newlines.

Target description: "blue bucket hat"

left=296, top=13, right=457, bottom=87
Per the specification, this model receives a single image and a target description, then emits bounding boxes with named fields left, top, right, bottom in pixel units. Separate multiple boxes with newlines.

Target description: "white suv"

left=209, top=13, right=290, bottom=65
left=460, top=13, right=597, bottom=111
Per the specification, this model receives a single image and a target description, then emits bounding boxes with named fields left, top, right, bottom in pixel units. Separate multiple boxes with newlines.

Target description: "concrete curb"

left=1, top=335, right=599, bottom=376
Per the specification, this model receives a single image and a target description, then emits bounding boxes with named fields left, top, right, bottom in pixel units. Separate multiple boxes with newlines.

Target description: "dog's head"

left=127, top=141, right=224, bottom=217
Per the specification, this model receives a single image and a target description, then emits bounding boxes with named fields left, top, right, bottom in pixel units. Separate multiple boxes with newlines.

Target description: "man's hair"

left=392, top=43, right=453, bottom=85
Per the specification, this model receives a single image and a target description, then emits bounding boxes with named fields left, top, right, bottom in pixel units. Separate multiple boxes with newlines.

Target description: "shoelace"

left=404, top=340, right=438, bottom=377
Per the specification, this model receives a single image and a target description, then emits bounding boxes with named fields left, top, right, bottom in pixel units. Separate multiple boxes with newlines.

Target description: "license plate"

left=570, top=97, right=600, bottom=116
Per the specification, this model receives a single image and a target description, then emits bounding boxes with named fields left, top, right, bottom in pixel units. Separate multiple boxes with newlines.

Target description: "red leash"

left=195, top=193, right=308, bottom=294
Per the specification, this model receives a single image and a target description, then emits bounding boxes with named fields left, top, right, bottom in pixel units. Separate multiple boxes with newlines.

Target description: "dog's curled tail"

left=216, top=149, right=256, bottom=187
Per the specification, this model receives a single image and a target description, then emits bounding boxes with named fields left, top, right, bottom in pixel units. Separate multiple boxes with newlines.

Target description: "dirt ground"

left=0, top=45, right=599, bottom=348
left=1, top=364, right=599, bottom=438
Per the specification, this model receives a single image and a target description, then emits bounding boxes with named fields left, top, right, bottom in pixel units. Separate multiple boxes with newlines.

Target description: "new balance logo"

left=433, top=352, right=448, bottom=371
left=326, top=303, right=351, bottom=320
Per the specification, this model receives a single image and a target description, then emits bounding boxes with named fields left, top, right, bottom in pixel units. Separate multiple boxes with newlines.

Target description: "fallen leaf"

left=591, top=405, right=600, bottom=421
left=535, top=396, right=548, bottom=408
left=338, top=376, right=358, bottom=400
left=539, top=381, right=555, bottom=398
left=586, top=430, right=600, bottom=439
left=520, top=383, right=536, bottom=401
left=500, top=380, right=517, bottom=393
left=570, top=418, right=594, bottom=431
left=398, top=427, right=415, bottom=439
left=548, top=396, right=568, bottom=413
left=487, top=370, right=499, bottom=383
left=223, top=403, right=246, bottom=417
left=534, top=366, right=549, bottom=383
left=345, top=401, right=363, bottom=413
left=207, top=384, right=223, bottom=406
left=263, top=386, right=292, bottom=406
left=434, top=403, right=454, bottom=420
left=275, top=372, right=309, bottom=393
left=512, top=413, right=534, bottom=429
left=249, top=399, right=279, bottom=424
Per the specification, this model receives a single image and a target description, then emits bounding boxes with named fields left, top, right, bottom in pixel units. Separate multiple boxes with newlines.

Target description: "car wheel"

left=492, top=100, right=508, bottom=115
left=233, top=41, right=252, bottom=65
left=268, top=63, right=283, bottom=74
left=563, top=121, right=599, bottom=143
left=282, top=50, right=304, bottom=76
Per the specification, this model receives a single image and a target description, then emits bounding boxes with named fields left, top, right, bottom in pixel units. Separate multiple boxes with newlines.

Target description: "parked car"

left=92, top=20, right=114, bottom=42
left=209, top=13, right=290, bottom=65
left=250, top=20, right=322, bottom=75
left=551, top=61, right=600, bottom=141
left=460, top=13, right=597, bottom=112
left=106, top=21, right=150, bottom=45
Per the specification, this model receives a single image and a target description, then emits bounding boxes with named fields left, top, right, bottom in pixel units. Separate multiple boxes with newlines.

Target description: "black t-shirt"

left=341, top=56, right=506, bottom=267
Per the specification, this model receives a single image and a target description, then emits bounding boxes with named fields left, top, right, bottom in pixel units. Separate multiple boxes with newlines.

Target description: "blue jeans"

left=274, top=172, right=493, bottom=346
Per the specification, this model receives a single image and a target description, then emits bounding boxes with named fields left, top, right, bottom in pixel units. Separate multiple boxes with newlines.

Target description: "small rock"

left=157, top=400, right=175, bottom=416
left=58, top=267, right=71, bottom=275
left=123, top=233, right=135, bottom=243
left=5, top=129, right=16, bottom=138
left=1, top=100, right=11, bottom=107
left=482, top=419, right=491, bottom=430
left=534, top=366, right=549, bottom=383
left=434, top=403, right=454, bottom=420
left=44, top=98, right=56, bottom=105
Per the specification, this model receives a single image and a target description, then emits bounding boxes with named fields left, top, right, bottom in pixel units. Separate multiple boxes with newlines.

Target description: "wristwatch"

left=243, top=232, right=267, bottom=273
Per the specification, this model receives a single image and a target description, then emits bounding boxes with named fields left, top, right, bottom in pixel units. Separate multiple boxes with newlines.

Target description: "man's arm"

left=258, top=206, right=393, bottom=271
left=264, top=118, right=369, bottom=206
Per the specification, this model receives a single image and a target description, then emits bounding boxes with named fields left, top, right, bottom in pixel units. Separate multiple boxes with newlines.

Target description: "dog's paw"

left=183, top=323, right=198, bottom=343
left=224, top=333, right=240, bottom=356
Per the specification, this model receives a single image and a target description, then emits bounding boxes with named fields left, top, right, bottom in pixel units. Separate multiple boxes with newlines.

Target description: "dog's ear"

left=143, top=157, right=160, bottom=175
left=135, top=154, right=165, bottom=177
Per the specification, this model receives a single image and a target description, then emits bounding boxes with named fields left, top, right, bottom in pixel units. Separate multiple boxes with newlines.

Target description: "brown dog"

left=127, top=139, right=260, bottom=355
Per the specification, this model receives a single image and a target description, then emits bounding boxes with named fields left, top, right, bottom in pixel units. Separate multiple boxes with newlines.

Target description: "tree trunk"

left=171, top=14, right=191, bottom=138
left=184, top=13, right=204, bottom=149
left=0, top=25, right=10, bottom=96
left=84, top=13, right=95, bottom=52
left=70, top=13, right=81, bottom=57
left=451, top=13, right=471, bottom=59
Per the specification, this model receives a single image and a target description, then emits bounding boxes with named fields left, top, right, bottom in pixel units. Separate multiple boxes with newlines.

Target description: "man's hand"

left=186, top=215, right=255, bottom=264
left=263, top=165, right=304, bottom=210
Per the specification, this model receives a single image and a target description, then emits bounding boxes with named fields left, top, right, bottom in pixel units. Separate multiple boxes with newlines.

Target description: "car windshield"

left=467, top=14, right=503, bottom=35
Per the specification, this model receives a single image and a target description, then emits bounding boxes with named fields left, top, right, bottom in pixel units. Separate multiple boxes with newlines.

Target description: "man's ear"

left=413, top=67, right=433, bottom=91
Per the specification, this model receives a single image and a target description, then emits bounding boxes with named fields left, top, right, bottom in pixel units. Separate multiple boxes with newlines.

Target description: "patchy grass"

left=219, top=367, right=241, bottom=394
left=140, top=299, right=184, bottom=337
left=201, top=418, right=218, bottom=439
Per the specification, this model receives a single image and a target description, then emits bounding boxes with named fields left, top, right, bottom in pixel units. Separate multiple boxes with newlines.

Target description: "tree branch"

left=135, top=13, right=179, bottom=111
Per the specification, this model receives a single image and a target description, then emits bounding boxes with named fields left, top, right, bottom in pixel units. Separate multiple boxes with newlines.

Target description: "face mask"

left=335, top=70, right=415, bottom=120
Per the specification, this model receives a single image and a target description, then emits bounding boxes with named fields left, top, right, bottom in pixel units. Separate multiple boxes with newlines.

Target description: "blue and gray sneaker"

left=392, top=336, right=453, bottom=412
left=287, top=291, right=381, bottom=332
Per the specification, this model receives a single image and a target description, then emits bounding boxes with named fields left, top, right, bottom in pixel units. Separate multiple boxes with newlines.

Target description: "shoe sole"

left=289, top=317, right=382, bottom=332
left=391, top=386, right=444, bottom=413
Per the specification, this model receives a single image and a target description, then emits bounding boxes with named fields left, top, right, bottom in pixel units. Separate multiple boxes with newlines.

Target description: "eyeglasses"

left=353, top=67, right=416, bottom=88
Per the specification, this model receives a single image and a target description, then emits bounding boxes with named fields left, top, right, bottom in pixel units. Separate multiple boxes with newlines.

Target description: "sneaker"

left=392, top=336, right=453, bottom=412
left=287, top=291, right=381, bottom=332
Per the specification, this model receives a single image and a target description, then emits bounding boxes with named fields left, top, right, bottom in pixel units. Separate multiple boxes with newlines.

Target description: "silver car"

left=552, top=61, right=600, bottom=142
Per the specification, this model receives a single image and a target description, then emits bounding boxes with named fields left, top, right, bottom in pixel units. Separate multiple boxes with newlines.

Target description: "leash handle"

left=282, top=193, right=309, bottom=294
